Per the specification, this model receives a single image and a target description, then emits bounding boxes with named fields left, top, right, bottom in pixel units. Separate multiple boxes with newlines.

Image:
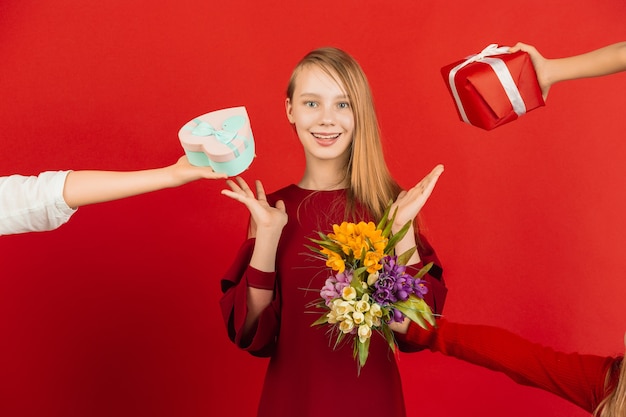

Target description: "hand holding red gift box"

left=441, top=44, right=545, bottom=131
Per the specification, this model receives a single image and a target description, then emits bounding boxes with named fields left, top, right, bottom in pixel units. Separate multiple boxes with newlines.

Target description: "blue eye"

left=305, top=101, right=318, bottom=108
left=338, top=102, right=350, bottom=109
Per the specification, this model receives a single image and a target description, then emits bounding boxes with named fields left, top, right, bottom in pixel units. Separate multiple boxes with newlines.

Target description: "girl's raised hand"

left=390, top=164, right=444, bottom=233
left=221, top=177, right=287, bottom=238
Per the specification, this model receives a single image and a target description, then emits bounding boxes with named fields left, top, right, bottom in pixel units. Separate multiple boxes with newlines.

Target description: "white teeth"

left=312, top=133, right=340, bottom=139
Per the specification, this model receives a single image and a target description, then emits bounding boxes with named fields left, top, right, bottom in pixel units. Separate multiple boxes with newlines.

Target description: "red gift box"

left=441, top=44, right=545, bottom=131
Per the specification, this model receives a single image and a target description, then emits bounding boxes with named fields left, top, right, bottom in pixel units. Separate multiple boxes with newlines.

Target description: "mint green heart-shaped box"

left=178, top=106, right=255, bottom=176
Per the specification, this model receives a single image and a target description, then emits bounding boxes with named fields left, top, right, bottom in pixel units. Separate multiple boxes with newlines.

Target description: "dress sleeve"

left=396, top=232, right=447, bottom=352
left=219, top=238, right=281, bottom=357
left=402, top=318, right=615, bottom=412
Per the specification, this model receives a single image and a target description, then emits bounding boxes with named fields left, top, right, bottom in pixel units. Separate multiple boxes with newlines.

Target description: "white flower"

left=358, top=324, right=372, bottom=343
left=355, top=298, right=370, bottom=313
left=342, top=286, right=357, bottom=301
left=334, top=300, right=355, bottom=317
left=327, top=309, right=339, bottom=324
left=367, top=272, right=379, bottom=286
left=369, top=303, right=383, bottom=318
left=339, top=318, right=355, bottom=334
left=352, top=311, right=365, bottom=325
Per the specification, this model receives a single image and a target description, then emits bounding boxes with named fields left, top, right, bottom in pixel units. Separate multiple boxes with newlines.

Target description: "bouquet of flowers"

left=307, top=204, right=436, bottom=373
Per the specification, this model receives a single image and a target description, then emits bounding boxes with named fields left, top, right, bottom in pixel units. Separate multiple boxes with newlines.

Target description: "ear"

left=285, top=98, right=295, bottom=124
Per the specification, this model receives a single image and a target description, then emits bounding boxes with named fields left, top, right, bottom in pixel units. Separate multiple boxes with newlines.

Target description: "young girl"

left=509, top=41, right=626, bottom=100
left=0, top=155, right=226, bottom=236
left=399, top=319, right=625, bottom=417
left=219, top=47, right=446, bottom=416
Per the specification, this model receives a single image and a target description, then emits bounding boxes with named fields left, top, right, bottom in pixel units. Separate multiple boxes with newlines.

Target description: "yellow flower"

left=321, top=247, right=345, bottom=273
left=358, top=324, right=372, bottom=343
left=363, top=251, right=384, bottom=273
left=328, top=221, right=388, bottom=262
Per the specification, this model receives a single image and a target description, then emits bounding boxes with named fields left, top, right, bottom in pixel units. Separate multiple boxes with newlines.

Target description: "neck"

left=298, top=157, right=349, bottom=190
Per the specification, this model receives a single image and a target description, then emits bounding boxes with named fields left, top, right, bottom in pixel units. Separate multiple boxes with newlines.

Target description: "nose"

left=319, top=104, right=336, bottom=125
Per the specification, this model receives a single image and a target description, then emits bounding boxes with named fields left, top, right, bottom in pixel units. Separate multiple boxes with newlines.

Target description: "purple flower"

left=320, top=270, right=353, bottom=306
left=372, top=255, right=430, bottom=306
left=390, top=308, right=404, bottom=323
left=412, top=278, right=429, bottom=298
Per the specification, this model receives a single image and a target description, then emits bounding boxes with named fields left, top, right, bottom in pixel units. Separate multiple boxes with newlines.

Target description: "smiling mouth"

left=312, top=133, right=341, bottom=140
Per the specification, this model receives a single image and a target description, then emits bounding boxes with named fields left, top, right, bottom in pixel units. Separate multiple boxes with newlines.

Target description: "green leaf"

left=394, top=296, right=435, bottom=330
left=381, top=206, right=398, bottom=238
left=396, top=247, right=417, bottom=266
left=309, top=239, right=343, bottom=254
left=303, top=244, right=324, bottom=256
left=385, top=220, right=412, bottom=254
left=414, top=262, right=433, bottom=279
left=381, top=324, right=397, bottom=351
left=310, top=313, right=329, bottom=327
left=376, top=201, right=394, bottom=232
left=357, top=337, right=370, bottom=369
left=333, top=332, right=345, bottom=350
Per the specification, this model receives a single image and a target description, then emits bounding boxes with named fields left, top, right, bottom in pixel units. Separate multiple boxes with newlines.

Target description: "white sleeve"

left=0, top=171, right=77, bottom=236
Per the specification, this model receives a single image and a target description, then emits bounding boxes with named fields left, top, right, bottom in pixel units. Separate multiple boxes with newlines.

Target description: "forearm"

left=62, top=166, right=180, bottom=208
left=393, top=223, right=421, bottom=265
left=547, top=42, right=626, bottom=85
left=243, top=227, right=282, bottom=334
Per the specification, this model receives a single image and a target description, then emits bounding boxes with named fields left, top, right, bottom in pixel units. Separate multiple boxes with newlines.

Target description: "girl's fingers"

left=235, top=176, right=255, bottom=197
left=255, top=180, right=267, bottom=201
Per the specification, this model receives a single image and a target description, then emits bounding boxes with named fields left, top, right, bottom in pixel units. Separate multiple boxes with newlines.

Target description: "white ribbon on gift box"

left=448, top=44, right=527, bottom=125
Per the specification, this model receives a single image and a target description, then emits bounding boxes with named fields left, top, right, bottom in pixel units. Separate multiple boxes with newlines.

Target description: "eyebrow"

left=298, top=92, right=349, bottom=99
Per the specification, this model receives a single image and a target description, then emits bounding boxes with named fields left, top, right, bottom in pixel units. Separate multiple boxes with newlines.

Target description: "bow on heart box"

left=441, top=44, right=545, bottom=131
left=178, top=106, right=255, bottom=176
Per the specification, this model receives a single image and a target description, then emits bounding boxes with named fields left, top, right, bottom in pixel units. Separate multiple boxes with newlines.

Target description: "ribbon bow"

left=191, top=119, right=238, bottom=143
left=455, top=43, right=511, bottom=74
left=186, top=115, right=249, bottom=158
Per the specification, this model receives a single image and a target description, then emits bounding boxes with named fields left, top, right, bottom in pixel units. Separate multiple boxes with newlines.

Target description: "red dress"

left=400, top=318, right=622, bottom=413
left=220, top=185, right=447, bottom=417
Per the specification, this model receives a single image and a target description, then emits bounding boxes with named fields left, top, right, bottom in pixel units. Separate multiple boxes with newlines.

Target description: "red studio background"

left=1, top=1, right=625, bottom=416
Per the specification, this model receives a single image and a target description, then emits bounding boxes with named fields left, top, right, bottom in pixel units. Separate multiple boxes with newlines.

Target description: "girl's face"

left=285, top=65, right=355, bottom=164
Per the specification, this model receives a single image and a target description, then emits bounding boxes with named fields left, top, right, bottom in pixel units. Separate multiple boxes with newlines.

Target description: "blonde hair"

left=596, top=357, right=625, bottom=417
left=286, top=47, right=401, bottom=221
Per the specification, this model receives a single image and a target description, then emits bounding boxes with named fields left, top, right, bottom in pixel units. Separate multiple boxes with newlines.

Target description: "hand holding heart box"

left=178, top=106, right=255, bottom=177
left=441, top=44, right=545, bottom=130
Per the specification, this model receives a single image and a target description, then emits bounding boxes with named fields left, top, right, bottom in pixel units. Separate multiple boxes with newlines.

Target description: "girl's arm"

left=221, top=177, right=287, bottom=337
left=388, top=164, right=445, bottom=334
left=390, top=164, right=444, bottom=265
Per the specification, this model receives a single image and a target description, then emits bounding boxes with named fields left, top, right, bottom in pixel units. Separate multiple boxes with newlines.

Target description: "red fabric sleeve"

left=403, top=318, right=616, bottom=412
left=396, top=233, right=447, bottom=353
left=220, top=238, right=281, bottom=357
